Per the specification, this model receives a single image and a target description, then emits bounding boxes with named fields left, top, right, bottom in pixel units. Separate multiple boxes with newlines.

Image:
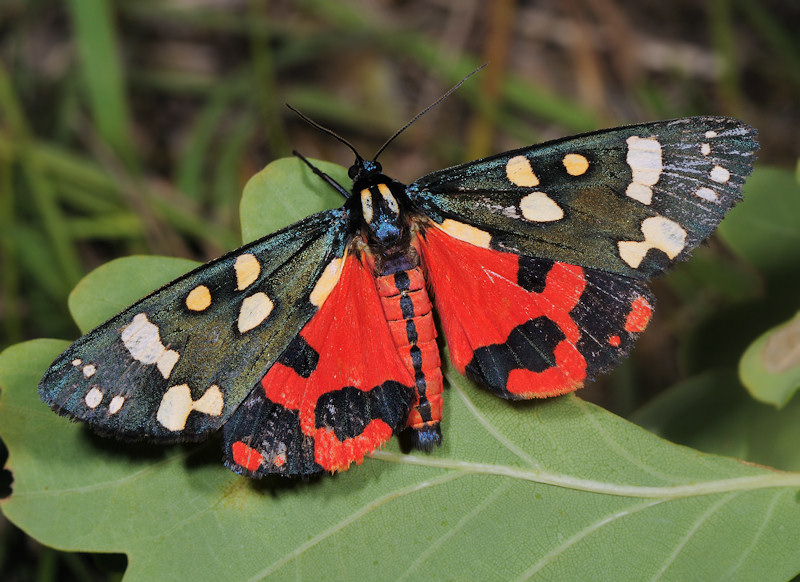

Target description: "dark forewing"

left=39, top=209, right=351, bottom=442
left=407, top=117, right=758, bottom=278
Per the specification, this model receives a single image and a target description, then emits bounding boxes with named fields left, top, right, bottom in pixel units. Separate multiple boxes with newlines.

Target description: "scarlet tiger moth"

left=39, top=93, right=757, bottom=476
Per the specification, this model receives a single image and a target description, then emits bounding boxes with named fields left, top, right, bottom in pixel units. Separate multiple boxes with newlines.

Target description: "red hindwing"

left=417, top=225, right=653, bottom=399
left=223, top=254, right=414, bottom=476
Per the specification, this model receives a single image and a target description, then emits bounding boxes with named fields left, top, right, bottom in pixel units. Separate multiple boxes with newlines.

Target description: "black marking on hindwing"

left=314, top=382, right=413, bottom=442
left=276, top=335, right=319, bottom=378
left=465, top=316, right=566, bottom=397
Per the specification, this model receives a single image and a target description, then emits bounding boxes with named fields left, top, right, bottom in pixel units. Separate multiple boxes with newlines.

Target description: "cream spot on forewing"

left=156, top=384, right=223, bottom=431
left=72, top=359, right=82, bottom=367
left=710, top=165, right=730, bottom=183
left=108, top=395, right=125, bottom=415
left=185, top=285, right=212, bottom=311
left=310, top=257, right=344, bottom=307
left=563, top=153, right=589, bottom=176
left=618, top=216, right=687, bottom=268
left=506, top=155, right=540, bottom=187
left=194, top=385, right=223, bottom=416
left=705, top=130, right=718, bottom=138
left=695, top=187, right=719, bottom=202
left=439, top=219, right=492, bottom=249
left=701, top=143, right=711, bottom=155
left=82, top=364, right=96, bottom=378
left=234, top=253, right=260, bottom=291
left=85, top=387, right=103, bottom=409
left=360, top=188, right=373, bottom=223
left=519, top=192, right=564, bottom=222
left=121, top=313, right=180, bottom=379
left=625, top=136, right=662, bottom=205
left=237, top=292, right=274, bottom=333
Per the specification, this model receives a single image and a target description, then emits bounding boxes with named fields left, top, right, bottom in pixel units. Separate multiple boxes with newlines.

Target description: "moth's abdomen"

left=375, top=266, right=443, bottom=449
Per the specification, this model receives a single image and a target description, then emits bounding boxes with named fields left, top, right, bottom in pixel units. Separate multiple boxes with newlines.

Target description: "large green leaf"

left=2, top=158, right=800, bottom=580
left=3, top=342, right=800, bottom=580
left=631, top=370, right=800, bottom=471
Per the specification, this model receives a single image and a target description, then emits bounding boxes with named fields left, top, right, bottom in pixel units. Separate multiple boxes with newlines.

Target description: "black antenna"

left=286, top=104, right=363, bottom=162
left=371, top=63, right=488, bottom=162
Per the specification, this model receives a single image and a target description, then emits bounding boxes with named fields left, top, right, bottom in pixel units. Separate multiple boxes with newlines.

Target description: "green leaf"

left=740, top=311, right=800, bottom=407
left=5, top=158, right=800, bottom=580
left=631, top=370, right=800, bottom=473
left=240, top=157, right=348, bottom=243
left=3, top=343, right=800, bottom=580
left=68, top=256, right=201, bottom=333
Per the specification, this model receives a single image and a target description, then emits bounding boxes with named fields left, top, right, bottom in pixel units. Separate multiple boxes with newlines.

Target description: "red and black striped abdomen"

left=375, top=266, right=443, bottom=449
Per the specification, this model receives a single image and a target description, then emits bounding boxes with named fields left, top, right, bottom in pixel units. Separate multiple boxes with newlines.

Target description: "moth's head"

left=347, top=158, right=382, bottom=185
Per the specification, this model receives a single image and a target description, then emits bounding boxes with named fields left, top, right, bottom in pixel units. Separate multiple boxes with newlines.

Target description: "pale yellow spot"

left=82, top=364, right=96, bottom=378
left=701, top=143, right=711, bottom=156
left=563, top=153, right=589, bottom=176
left=519, top=192, right=564, bottom=222
left=156, top=384, right=224, bottom=431
left=310, top=257, right=344, bottom=307
left=72, top=359, right=82, bottom=367
left=185, top=285, right=212, bottom=311
left=237, top=292, right=274, bottom=333
left=85, top=387, right=103, bottom=409
left=108, top=395, right=125, bottom=415
left=625, top=136, right=662, bottom=205
left=234, top=253, right=260, bottom=291
left=695, top=187, right=719, bottom=202
left=506, top=155, right=540, bottom=187
left=121, top=313, right=180, bottom=379
left=705, top=130, right=718, bottom=138
left=378, top=183, right=399, bottom=214
left=439, top=219, right=492, bottom=249
left=710, top=165, right=730, bottom=183
left=157, top=351, right=180, bottom=380
left=360, top=188, right=373, bottom=223
left=618, top=216, right=687, bottom=268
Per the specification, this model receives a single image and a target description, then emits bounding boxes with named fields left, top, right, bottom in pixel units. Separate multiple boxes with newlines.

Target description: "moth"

left=39, top=110, right=758, bottom=477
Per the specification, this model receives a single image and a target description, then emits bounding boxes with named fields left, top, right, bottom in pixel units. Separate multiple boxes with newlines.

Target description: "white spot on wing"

left=156, top=384, right=224, bottom=431
left=705, top=130, right=718, bottom=138
left=72, top=359, right=82, bottom=367
left=121, top=313, right=180, bottom=379
left=710, top=165, right=730, bottom=183
left=237, top=292, right=274, bottom=333
left=519, top=192, right=564, bottom=222
left=85, top=387, right=103, bottom=409
left=82, top=364, right=96, bottom=378
left=618, top=216, right=687, bottom=268
left=108, top=395, right=125, bottom=415
left=625, top=136, right=662, bottom=205
left=701, top=143, right=711, bottom=156
left=695, top=187, right=719, bottom=202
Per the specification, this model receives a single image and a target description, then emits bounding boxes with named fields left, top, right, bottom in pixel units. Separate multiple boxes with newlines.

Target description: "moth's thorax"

left=354, top=175, right=410, bottom=252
